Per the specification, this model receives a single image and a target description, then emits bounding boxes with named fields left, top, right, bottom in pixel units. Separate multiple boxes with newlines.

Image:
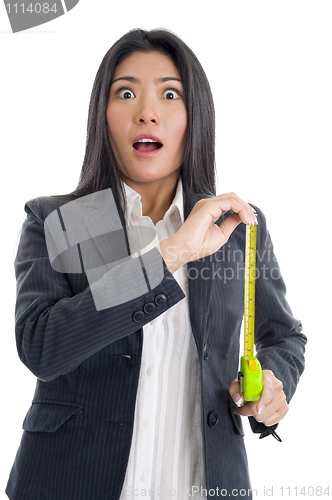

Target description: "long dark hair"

left=55, top=28, right=216, bottom=223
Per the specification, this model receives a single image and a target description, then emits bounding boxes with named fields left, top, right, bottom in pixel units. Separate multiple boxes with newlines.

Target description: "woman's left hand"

left=229, top=370, right=289, bottom=426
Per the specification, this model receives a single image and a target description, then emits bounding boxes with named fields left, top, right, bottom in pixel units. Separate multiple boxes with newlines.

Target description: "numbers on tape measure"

left=244, top=224, right=257, bottom=357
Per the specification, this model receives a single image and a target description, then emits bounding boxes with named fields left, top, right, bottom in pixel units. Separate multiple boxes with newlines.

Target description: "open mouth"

left=133, top=138, right=163, bottom=153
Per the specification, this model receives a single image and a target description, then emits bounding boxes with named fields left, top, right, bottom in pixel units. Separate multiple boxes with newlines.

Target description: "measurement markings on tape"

left=244, top=223, right=257, bottom=357
left=239, top=221, right=263, bottom=402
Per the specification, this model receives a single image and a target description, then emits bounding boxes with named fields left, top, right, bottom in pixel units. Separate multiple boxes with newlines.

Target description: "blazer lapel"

left=184, top=193, right=220, bottom=348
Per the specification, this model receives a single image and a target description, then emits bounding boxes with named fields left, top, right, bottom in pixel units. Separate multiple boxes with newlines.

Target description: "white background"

left=1, top=1, right=331, bottom=499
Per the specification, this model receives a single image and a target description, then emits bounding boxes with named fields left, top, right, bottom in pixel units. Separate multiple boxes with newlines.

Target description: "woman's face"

left=106, top=51, right=187, bottom=189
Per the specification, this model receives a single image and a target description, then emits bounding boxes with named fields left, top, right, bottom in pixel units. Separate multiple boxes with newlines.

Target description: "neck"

left=122, top=173, right=180, bottom=225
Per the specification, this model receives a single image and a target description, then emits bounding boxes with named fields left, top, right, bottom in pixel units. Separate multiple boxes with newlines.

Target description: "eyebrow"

left=111, top=76, right=182, bottom=85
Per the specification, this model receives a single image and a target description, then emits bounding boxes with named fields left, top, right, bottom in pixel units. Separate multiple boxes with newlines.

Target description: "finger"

left=215, top=192, right=255, bottom=214
left=229, top=379, right=244, bottom=406
left=214, top=193, right=257, bottom=224
left=213, top=197, right=255, bottom=226
left=255, top=389, right=288, bottom=424
left=193, top=195, right=256, bottom=229
left=234, top=371, right=277, bottom=418
left=255, top=371, right=285, bottom=421
left=234, top=401, right=257, bottom=417
left=218, top=213, right=242, bottom=243
left=263, top=403, right=289, bottom=427
left=255, top=370, right=275, bottom=415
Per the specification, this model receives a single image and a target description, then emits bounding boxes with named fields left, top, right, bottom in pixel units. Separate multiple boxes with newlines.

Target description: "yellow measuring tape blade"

left=243, top=223, right=257, bottom=357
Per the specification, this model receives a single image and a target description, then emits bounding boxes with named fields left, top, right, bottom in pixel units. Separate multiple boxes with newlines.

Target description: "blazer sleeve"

left=14, top=198, right=186, bottom=382
left=248, top=206, right=307, bottom=438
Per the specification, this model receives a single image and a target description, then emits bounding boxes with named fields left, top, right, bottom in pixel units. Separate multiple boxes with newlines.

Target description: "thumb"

left=218, top=212, right=242, bottom=242
left=229, top=379, right=244, bottom=406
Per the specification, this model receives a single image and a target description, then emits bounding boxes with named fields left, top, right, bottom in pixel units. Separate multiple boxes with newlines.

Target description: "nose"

left=134, top=94, right=160, bottom=125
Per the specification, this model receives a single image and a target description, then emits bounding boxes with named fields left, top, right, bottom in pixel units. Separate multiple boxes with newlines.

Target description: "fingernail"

left=258, top=405, right=265, bottom=415
left=233, top=393, right=243, bottom=406
left=234, top=410, right=241, bottom=416
left=247, top=213, right=257, bottom=226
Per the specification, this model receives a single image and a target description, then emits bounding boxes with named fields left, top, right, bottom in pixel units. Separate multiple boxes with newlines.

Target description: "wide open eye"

left=118, top=88, right=135, bottom=99
left=163, top=89, right=181, bottom=100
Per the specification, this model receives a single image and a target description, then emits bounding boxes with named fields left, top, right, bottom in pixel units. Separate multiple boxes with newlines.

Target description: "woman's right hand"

left=157, top=192, right=257, bottom=274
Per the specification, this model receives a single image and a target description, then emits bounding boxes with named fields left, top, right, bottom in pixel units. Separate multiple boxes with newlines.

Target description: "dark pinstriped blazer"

left=6, top=191, right=306, bottom=500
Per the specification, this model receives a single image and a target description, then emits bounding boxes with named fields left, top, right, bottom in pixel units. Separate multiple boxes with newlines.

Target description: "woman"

left=6, top=28, right=306, bottom=500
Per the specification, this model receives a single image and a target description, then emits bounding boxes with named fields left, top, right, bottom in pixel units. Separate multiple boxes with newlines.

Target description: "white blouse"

left=119, top=177, right=206, bottom=500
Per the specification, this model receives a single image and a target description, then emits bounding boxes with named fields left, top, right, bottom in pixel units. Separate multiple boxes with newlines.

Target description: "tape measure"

left=238, top=222, right=263, bottom=402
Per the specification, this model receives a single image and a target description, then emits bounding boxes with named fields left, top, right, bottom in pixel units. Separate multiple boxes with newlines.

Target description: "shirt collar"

left=121, top=176, right=184, bottom=226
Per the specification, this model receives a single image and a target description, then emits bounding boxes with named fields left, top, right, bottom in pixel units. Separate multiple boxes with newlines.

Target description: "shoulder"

left=24, top=195, right=79, bottom=223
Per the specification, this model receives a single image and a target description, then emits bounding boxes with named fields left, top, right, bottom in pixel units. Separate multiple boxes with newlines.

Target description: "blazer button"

left=203, top=342, right=210, bottom=360
left=143, top=302, right=156, bottom=314
left=132, top=311, right=145, bottom=323
left=155, top=293, right=167, bottom=306
left=208, top=411, right=219, bottom=428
